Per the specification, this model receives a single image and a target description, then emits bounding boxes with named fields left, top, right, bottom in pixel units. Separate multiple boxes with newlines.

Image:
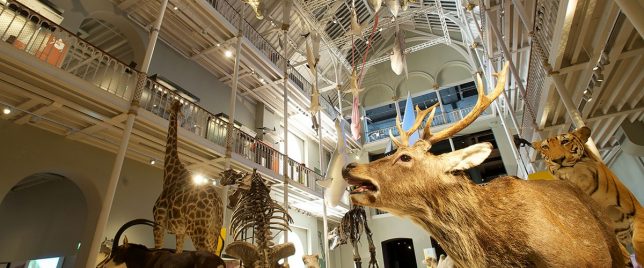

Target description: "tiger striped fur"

left=533, top=126, right=643, bottom=265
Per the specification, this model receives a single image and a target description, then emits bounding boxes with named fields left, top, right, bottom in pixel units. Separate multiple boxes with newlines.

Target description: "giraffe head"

left=167, top=99, right=184, bottom=119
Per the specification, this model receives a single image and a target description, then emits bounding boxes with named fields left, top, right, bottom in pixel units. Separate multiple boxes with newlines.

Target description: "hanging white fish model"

left=347, top=6, right=367, bottom=37
left=401, top=0, right=410, bottom=11
left=390, top=26, right=408, bottom=77
left=367, top=0, right=383, bottom=13
left=305, top=32, right=321, bottom=75
left=316, top=118, right=349, bottom=207
left=385, top=0, right=400, bottom=20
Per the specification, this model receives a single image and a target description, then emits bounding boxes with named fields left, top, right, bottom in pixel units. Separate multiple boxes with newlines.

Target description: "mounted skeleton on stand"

left=220, top=169, right=295, bottom=268
left=332, top=205, right=379, bottom=268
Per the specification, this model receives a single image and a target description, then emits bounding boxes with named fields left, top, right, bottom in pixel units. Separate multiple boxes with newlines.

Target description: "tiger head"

left=532, top=127, right=591, bottom=171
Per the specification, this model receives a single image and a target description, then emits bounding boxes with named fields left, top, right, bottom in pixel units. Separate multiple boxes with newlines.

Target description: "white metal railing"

left=0, top=2, right=137, bottom=101
left=366, top=106, right=491, bottom=143
left=0, top=0, right=325, bottom=194
left=520, top=0, right=560, bottom=141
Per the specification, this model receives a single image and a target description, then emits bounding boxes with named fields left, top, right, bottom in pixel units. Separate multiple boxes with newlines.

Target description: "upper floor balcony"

left=114, top=0, right=360, bottom=150
left=0, top=0, right=348, bottom=219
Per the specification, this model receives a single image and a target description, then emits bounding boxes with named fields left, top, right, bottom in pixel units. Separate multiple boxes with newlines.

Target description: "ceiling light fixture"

left=224, top=50, right=233, bottom=58
left=216, top=43, right=221, bottom=47
left=193, top=174, right=207, bottom=185
left=2, top=107, right=10, bottom=115
left=333, top=19, right=337, bottom=24
left=150, top=159, right=156, bottom=165
left=173, top=5, right=178, bottom=10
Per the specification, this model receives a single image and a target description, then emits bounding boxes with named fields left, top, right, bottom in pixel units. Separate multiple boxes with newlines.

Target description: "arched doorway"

left=381, top=238, right=417, bottom=268
left=0, top=173, right=88, bottom=267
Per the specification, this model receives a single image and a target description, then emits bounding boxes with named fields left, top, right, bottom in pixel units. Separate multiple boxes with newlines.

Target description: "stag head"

left=343, top=63, right=509, bottom=214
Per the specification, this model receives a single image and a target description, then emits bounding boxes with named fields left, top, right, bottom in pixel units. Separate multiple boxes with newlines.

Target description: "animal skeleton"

left=220, top=169, right=295, bottom=268
left=342, top=63, right=625, bottom=267
left=335, top=205, right=379, bottom=268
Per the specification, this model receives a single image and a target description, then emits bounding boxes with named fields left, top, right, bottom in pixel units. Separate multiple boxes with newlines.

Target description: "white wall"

left=0, top=121, right=185, bottom=267
left=359, top=44, right=473, bottom=109
left=0, top=177, right=87, bottom=263
left=610, top=151, right=644, bottom=202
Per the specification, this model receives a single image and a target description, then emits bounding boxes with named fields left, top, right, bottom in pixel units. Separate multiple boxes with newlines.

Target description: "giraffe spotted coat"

left=153, top=100, right=224, bottom=254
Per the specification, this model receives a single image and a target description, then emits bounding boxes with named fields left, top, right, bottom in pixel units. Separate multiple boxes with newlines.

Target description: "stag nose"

left=342, top=162, right=358, bottom=178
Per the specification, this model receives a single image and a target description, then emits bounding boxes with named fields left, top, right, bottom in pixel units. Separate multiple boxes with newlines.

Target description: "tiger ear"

left=573, top=127, right=591, bottom=143
left=531, top=141, right=542, bottom=152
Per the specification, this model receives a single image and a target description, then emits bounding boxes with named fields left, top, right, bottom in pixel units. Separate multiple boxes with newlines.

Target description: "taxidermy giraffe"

left=153, top=100, right=223, bottom=254
left=220, top=168, right=295, bottom=267
left=342, top=63, right=625, bottom=267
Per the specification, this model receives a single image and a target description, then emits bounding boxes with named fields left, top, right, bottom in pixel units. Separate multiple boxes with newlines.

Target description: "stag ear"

left=444, top=143, right=492, bottom=171
left=123, top=236, right=129, bottom=246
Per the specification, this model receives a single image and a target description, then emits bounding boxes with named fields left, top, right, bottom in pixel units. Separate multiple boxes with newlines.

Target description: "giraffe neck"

left=164, top=104, right=182, bottom=179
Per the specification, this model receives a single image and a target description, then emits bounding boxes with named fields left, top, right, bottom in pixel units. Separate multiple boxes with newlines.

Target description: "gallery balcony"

left=0, top=0, right=348, bottom=219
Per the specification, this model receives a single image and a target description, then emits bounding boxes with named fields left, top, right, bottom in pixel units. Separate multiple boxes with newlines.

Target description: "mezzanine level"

left=0, top=1, right=348, bottom=220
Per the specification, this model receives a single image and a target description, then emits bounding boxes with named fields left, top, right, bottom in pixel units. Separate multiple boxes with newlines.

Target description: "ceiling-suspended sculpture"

left=243, top=0, right=264, bottom=19
left=317, top=119, right=350, bottom=207
left=385, top=0, right=400, bottom=20
left=367, top=0, right=383, bottom=13
left=346, top=69, right=364, bottom=141
left=348, top=4, right=368, bottom=37
left=305, top=32, right=322, bottom=131
left=390, top=25, right=408, bottom=77
left=220, top=169, right=295, bottom=268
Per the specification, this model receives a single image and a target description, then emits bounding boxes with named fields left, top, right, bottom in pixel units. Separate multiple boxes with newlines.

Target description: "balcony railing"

left=0, top=0, right=324, bottom=194
left=365, top=106, right=491, bottom=143
left=204, top=0, right=341, bottom=121
left=521, top=0, right=560, bottom=142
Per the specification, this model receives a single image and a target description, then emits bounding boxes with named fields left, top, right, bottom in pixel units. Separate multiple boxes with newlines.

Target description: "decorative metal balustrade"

left=0, top=0, right=325, bottom=194
left=365, top=106, right=492, bottom=143
left=520, top=0, right=560, bottom=142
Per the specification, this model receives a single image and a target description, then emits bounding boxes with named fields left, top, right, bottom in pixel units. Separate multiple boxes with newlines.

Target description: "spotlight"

left=2, top=107, right=10, bottom=115
left=216, top=43, right=221, bottom=47
left=150, top=159, right=156, bottom=165
left=596, top=73, right=604, bottom=82
left=212, top=181, right=217, bottom=186
left=173, top=5, right=178, bottom=10
left=193, top=174, right=207, bottom=185
left=592, top=66, right=599, bottom=71
left=365, top=40, right=369, bottom=44
left=224, top=50, right=233, bottom=58
left=333, top=19, right=337, bottom=24
left=259, top=78, right=265, bottom=83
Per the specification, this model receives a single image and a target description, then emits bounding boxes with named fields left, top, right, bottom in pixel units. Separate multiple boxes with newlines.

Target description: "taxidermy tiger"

left=533, top=126, right=643, bottom=265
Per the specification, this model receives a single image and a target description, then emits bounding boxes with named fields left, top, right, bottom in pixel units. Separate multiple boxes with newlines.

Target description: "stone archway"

left=0, top=173, right=88, bottom=266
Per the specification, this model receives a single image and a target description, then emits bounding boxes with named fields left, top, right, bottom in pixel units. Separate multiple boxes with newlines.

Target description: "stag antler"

left=389, top=62, right=509, bottom=147
left=388, top=104, right=438, bottom=148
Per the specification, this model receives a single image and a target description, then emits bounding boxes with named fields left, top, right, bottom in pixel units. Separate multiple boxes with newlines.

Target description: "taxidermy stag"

left=342, top=63, right=625, bottom=267
left=220, top=169, right=295, bottom=268
left=97, top=219, right=225, bottom=268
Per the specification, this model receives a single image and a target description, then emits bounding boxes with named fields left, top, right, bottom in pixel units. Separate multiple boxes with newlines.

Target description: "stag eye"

left=541, top=144, right=549, bottom=150
left=561, top=139, right=570, bottom=145
left=399, top=154, right=412, bottom=162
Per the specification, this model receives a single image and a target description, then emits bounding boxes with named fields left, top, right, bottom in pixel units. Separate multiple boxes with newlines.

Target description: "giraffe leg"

left=153, top=223, right=165, bottom=249
left=176, top=233, right=185, bottom=254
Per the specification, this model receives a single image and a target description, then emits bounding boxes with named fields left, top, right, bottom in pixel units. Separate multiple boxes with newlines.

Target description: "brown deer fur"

left=344, top=140, right=624, bottom=267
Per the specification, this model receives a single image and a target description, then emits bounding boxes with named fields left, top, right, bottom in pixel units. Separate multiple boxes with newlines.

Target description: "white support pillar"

left=222, top=10, right=244, bottom=233
left=434, top=88, right=455, bottom=151
left=86, top=0, right=169, bottom=266
left=613, top=0, right=644, bottom=38
left=545, top=66, right=602, bottom=158
left=281, top=27, right=290, bottom=262
left=318, top=112, right=331, bottom=268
